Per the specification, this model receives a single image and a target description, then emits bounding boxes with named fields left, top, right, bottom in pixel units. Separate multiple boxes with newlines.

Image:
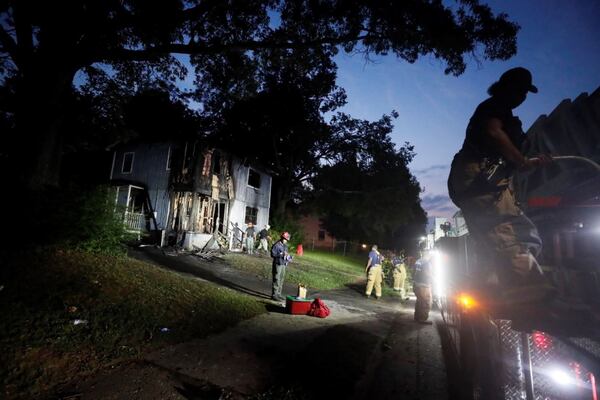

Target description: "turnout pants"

left=393, top=264, right=407, bottom=297
left=257, top=238, right=269, bottom=252
left=414, top=285, right=432, bottom=322
left=448, top=153, right=545, bottom=291
left=365, top=265, right=383, bottom=298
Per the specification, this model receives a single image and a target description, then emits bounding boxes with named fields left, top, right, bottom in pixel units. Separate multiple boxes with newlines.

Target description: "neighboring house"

left=109, top=140, right=272, bottom=250
left=299, top=215, right=337, bottom=250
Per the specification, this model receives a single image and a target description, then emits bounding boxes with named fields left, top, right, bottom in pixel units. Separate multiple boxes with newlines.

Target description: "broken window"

left=122, top=152, right=134, bottom=174
left=128, top=188, right=145, bottom=213
left=248, top=169, right=261, bottom=189
left=201, top=150, right=212, bottom=176
left=212, top=151, right=221, bottom=174
left=245, top=206, right=258, bottom=225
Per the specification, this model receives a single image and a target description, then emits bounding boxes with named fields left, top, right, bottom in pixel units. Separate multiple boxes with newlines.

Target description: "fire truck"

left=435, top=88, right=600, bottom=400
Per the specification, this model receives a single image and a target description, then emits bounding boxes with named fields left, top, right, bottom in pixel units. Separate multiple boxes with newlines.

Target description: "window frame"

left=244, top=206, right=258, bottom=225
left=247, top=168, right=261, bottom=189
left=166, top=146, right=172, bottom=171
left=318, top=230, right=326, bottom=241
left=122, top=152, right=135, bottom=174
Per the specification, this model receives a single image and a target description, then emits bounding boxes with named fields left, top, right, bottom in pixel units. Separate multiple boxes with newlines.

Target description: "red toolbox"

left=285, top=296, right=313, bottom=315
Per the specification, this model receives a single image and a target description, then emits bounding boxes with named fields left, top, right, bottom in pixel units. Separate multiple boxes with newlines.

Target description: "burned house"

left=109, top=140, right=272, bottom=250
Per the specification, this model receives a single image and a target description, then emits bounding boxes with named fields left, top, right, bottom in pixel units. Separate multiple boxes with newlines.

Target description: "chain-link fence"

left=305, top=239, right=409, bottom=259
left=303, top=239, right=370, bottom=256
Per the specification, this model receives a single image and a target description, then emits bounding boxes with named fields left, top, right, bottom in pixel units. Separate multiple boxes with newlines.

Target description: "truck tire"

left=459, top=313, right=503, bottom=400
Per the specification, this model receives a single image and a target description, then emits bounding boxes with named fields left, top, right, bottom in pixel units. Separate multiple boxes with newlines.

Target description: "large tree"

left=0, top=0, right=519, bottom=189
left=311, top=112, right=427, bottom=250
left=213, top=39, right=347, bottom=217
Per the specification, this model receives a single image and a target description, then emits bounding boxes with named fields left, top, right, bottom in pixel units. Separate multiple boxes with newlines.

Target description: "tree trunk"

left=272, top=178, right=292, bottom=219
left=15, top=61, right=76, bottom=190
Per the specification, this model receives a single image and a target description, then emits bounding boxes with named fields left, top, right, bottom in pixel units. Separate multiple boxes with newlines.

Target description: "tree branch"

left=12, top=2, right=33, bottom=70
left=102, top=33, right=371, bottom=62
left=180, top=2, right=217, bottom=21
left=0, top=25, right=18, bottom=66
left=13, top=3, right=32, bottom=52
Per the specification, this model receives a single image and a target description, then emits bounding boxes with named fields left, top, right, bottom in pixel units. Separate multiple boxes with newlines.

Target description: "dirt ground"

left=59, top=248, right=450, bottom=400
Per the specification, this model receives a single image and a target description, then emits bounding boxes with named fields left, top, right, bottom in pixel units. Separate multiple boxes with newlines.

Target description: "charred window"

left=245, top=207, right=258, bottom=225
left=248, top=169, right=261, bottom=189
left=212, top=151, right=221, bottom=174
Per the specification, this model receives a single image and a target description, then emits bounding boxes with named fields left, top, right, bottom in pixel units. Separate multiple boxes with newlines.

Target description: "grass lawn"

left=223, top=250, right=368, bottom=290
left=0, top=249, right=265, bottom=400
left=223, top=250, right=412, bottom=298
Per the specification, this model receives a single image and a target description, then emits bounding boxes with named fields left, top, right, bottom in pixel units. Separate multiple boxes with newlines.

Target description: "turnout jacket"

left=271, top=240, right=288, bottom=265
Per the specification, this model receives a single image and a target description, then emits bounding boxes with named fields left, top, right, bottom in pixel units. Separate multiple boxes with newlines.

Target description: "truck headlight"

left=432, top=249, right=445, bottom=297
left=549, top=368, right=572, bottom=386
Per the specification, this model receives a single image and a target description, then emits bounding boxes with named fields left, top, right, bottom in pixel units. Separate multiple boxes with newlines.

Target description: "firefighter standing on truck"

left=447, top=67, right=555, bottom=307
left=413, top=251, right=433, bottom=323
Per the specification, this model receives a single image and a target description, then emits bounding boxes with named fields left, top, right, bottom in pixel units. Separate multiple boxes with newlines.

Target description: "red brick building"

left=299, top=215, right=337, bottom=250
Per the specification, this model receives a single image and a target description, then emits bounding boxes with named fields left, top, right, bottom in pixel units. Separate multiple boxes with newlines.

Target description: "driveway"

left=65, top=247, right=450, bottom=400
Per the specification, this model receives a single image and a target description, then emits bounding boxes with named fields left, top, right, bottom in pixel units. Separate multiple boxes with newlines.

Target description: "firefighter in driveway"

left=271, top=232, right=292, bottom=301
left=392, top=251, right=409, bottom=301
left=365, top=245, right=383, bottom=299
left=413, top=252, right=433, bottom=323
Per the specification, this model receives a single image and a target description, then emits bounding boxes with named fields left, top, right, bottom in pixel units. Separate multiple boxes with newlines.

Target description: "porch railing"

left=229, top=222, right=244, bottom=250
left=124, top=211, right=146, bottom=231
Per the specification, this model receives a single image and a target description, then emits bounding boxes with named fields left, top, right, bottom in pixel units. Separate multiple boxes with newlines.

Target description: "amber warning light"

left=456, top=293, right=478, bottom=310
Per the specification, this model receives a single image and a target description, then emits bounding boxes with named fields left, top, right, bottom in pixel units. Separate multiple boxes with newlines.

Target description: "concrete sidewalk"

left=67, top=247, right=448, bottom=400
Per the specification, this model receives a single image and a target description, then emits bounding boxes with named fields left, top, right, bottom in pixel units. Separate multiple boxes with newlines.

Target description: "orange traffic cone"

left=296, top=244, right=304, bottom=256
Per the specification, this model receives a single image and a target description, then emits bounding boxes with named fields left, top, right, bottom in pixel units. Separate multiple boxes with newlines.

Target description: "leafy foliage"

left=216, top=86, right=342, bottom=216
left=310, top=115, right=427, bottom=250
left=61, top=87, right=202, bottom=154
left=268, top=213, right=306, bottom=250
left=65, top=187, right=135, bottom=254
left=18, top=185, right=134, bottom=254
left=0, top=0, right=519, bottom=188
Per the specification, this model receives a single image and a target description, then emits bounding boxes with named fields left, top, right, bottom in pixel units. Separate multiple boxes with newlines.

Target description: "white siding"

left=228, top=157, right=272, bottom=230
left=230, top=159, right=271, bottom=208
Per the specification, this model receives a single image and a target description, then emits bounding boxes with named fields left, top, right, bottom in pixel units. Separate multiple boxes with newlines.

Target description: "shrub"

left=66, top=187, right=135, bottom=254
left=19, top=185, right=133, bottom=255
left=269, top=214, right=305, bottom=251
